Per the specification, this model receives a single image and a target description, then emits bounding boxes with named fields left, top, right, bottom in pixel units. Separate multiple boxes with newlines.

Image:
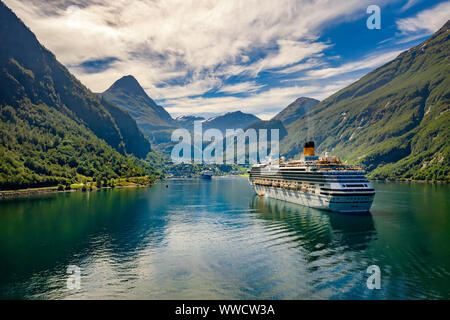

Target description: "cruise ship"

left=248, top=142, right=375, bottom=213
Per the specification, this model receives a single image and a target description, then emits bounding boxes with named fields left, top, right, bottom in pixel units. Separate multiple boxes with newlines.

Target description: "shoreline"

left=0, top=183, right=156, bottom=200
left=1, top=178, right=447, bottom=200
left=369, top=179, right=448, bottom=184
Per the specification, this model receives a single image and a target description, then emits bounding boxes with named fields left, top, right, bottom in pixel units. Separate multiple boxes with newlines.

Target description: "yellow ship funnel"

left=304, top=141, right=315, bottom=156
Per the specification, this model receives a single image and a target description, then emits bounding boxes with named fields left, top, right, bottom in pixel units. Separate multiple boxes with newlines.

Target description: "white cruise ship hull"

left=252, top=184, right=374, bottom=213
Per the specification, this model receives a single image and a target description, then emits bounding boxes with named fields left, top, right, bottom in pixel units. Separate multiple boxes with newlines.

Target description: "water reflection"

left=248, top=196, right=379, bottom=299
left=0, top=188, right=170, bottom=299
left=0, top=179, right=448, bottom=299
left=250, top=195, right=376, bottom=251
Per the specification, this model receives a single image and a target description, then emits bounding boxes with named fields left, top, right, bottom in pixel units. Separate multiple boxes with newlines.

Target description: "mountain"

left=238, top=119, right=288, bottom=162
left=0, top=2, right=154, bottom=189
left=101, top=75, right=176, bottom=135
left=202, top=111, right=260, bottom=134
left=273, top=97, right=320, bottom=125
left=282, top=21, right=449, bottom=181
left=174, top=115, right=206, bottom=131
left=245, top=119, right=288, bottom=140
left=0, top=2, right=150, bottom=158
left=173, top=112, right=260, bottom=134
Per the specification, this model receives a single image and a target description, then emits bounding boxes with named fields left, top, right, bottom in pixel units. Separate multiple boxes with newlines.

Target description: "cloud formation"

left=397, top=1, right=450, bottom=34
left=298, top=50, right=403, bottom=80
left=3, top=0, right=446, bottom=118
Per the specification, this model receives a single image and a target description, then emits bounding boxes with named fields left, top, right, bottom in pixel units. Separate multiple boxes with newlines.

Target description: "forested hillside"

left=282, top=21, right=449, bottom=181
left=0, top=2, right=150, bottom=158
left=0, top=2, right=155, bottom=189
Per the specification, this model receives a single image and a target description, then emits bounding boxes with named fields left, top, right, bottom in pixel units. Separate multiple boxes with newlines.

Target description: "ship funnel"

left=304, top=141, right=315, bottom=156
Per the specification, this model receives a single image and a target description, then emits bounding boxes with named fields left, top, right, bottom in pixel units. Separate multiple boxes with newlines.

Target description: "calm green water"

left=0, top=178, right=449, bottom=299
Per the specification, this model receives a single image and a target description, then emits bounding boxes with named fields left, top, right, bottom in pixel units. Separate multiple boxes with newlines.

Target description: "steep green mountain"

left=0, top=103, right=156, bottom=189
left=282, top=21, right=450, bottom=181
left=100, top=75, right=179, bottom=151
left=0, top=2, right=150, bottom=158
left=0, top=2, right=154, bottom=189
left=273, top=97, right=320, bottom=125
left=101, top=75, right=176, bottom=131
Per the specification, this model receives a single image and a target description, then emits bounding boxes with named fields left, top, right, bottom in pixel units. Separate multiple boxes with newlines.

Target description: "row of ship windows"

left=342, top=184, right=368, bottom=188
left=250, top=175, right=368, bottom=183
left=253, top=170, right=365, bottom=176
left=250, top=173, right=366, bottom=178
left=321, top=188, right=374, bottom=192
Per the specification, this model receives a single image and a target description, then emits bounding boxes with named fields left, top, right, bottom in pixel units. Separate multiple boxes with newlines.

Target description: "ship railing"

left=253, top=178, right=320, bottom=192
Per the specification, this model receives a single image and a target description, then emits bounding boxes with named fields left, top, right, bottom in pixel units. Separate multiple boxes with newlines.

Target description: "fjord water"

left=0, top=178, right=448, bottom=299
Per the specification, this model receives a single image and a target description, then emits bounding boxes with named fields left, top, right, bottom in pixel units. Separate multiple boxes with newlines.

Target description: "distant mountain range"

left=281, top=20, right=449, bottom=181
left=245, top=119, right=288, bottom=140
left=174, top=115, right=206, bottom=131
left=174, top=111, right=260, bottom=134
left=0, top=2, right=153, bottom=189
left=201, top=111, right=260, bottom=134
left=101, top=76, right=261, bottom=147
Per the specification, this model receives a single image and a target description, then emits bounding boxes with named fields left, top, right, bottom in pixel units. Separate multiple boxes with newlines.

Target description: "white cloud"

left=4, top=0, right=375, bottom=96
left=4, top=0, right=414, bottom=119
left=397, top=2, right=450, bottom=34
left=275, top=58, right=325, bottom=74
left=242, top=40, right=330, bottom=76
left=400, top=0, right=422, bottom=12
left=165, top=79, right=355, bottom=120
left=298, top=50, right=403, bottom=80
left=217, top=81, right=266, bottom=94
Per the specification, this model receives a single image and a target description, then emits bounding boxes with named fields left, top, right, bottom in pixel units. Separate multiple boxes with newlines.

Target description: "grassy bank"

left=0, top=176, right=157, bottom=199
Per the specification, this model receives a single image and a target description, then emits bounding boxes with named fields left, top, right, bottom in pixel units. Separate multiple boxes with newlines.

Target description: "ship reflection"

left=249, top=195, right=377, bottom=254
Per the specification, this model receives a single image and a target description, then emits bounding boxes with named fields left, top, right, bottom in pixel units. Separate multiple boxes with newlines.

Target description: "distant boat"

left=200, top=170, right=213, bottom=179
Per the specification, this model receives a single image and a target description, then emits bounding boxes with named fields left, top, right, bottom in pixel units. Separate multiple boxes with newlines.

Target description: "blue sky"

left=4, top=0, right=450, bottom=119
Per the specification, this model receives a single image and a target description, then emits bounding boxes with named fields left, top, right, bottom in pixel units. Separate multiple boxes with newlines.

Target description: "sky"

left=4, top=0, right=450, bottom=119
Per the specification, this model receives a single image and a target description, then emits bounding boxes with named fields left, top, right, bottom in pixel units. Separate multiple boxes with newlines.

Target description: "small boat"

left=200, top=170, right=213, bottom=179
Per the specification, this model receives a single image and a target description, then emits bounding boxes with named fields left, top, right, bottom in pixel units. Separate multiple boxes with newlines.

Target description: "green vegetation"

left=273, top=97, right=320, bottom=125
left=0, top=102, right=159, bottom=190
left=0, top=1, right=151, bottom=158
left=168, top=163, right=247, bottom=177
left=146, top=150, right=247, bottom=177
left=282, top=21, right=450, bottom=182
left=0, top=2, right=159, bottom=190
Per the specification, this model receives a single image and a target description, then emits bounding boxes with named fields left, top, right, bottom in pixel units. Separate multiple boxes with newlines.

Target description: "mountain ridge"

left=273, top=97, right=320, bottom=125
